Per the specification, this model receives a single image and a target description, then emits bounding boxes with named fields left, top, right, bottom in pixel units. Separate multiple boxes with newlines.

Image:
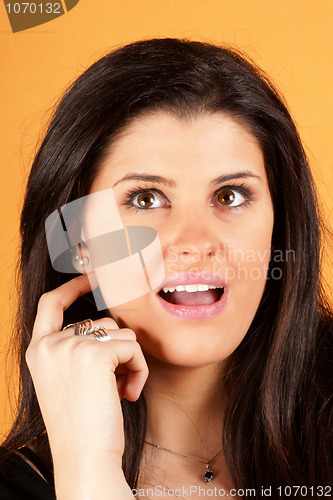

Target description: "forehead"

left=92, top=111, right=265, bottom=189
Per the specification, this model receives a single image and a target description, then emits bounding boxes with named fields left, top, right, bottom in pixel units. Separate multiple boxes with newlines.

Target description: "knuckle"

left=71, top=339, right=100, bottom=366
left=134, top=339, right=144, bottom=352
left=32, top=335, right=52, bottom=360
left=121, top=328, right=137, bottom=340
left=37, top=292, right=61, bottom=310
left=129, top=339, right=146, bottom=361
left=101, top=317, right=120, bottom=330
left=25, top=344, right=34, bottom=367
left=37, top=292, right=50, bottom=308
left=38, top=292, right=54, bottom=310
left=25, top=335, right=52, bottom=367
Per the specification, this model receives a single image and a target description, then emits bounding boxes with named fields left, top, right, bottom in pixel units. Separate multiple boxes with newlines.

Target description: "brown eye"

left=130, top=190, right=168, bottom=210
left=217, top=189, right=236, bottom=206
left=137, top=192, right=155, bottom=208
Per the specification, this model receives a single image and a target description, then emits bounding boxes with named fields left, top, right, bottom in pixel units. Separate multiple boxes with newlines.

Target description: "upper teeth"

left=162, top=284, right=223, bottom=293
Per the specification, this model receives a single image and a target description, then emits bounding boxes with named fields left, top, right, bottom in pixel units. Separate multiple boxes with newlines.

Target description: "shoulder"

left=0, top=446, right=55, bottom=500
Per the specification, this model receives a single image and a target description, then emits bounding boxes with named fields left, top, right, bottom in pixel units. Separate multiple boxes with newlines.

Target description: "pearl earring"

left=75, top=255, right=89, bottom=266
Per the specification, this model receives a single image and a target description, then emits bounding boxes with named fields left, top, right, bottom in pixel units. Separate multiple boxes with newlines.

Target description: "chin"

left=112, top=309, right=247, bottom=369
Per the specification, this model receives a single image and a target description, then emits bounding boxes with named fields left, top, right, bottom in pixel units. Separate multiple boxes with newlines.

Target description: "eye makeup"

left=119, top=181, right=256, bottom=213
left=211, top=182, right=255, bottom=211
left=121, top=185, right=171, bottom=212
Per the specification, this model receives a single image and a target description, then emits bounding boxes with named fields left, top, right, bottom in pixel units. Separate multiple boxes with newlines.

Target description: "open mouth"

left=158, top=285, right=225, bottom=306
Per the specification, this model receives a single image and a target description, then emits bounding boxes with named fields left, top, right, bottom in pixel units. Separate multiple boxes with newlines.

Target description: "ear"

left=71, top=242, right=92, bottom=274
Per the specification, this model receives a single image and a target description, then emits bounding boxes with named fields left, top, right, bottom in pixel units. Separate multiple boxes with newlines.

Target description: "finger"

left=61, top=328, right=136, bottom=343
left=91, top=328, right=136, bottom=341
left=109, top=341, right=149, bottom=401
left=33, top=275, right=95, bottom=341
left=61, top=317, right=122, bottom=336
left=125, top=368, right=149, bottom=401
left=116, top=375, right=127, bottom=400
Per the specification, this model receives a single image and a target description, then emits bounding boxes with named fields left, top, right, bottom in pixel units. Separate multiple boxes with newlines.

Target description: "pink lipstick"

left=155, top=271, right=228, bottom=321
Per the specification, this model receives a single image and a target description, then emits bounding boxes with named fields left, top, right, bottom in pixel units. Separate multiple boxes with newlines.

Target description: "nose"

left=163, top=209, right=223, bottom=263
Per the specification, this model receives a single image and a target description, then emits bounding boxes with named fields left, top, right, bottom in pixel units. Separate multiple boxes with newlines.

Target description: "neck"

left=142, top=353, right=227, bottom=460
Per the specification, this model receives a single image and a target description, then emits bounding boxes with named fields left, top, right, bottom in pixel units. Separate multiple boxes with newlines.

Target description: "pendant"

left=204, top=464, right=214, bottom=484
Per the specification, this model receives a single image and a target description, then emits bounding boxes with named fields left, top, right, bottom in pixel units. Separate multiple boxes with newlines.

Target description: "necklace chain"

left=144, top=440, right=223, bottom=466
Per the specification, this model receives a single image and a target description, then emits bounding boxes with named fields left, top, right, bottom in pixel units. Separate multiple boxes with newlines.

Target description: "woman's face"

left=87, top=112, right=274, bottom=367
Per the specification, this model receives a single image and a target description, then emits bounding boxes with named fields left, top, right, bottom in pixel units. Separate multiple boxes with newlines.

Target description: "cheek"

left=222, top=212, right=274, bottom=330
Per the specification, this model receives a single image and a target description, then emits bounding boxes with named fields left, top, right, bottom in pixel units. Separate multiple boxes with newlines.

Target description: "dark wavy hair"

left=2, top=38, right=332, bottom=497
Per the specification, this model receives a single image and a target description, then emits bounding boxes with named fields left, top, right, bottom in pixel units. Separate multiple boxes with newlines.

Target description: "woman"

left=0, top=38, right=332, bottom=499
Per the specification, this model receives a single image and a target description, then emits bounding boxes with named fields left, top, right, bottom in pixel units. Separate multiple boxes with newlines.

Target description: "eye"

left=135, top=192, right=160, bottom=208
left=123, top=188, right=170, bottom=210
left=210, top=185, right=253, bottom=209
left=217, top=189, right=243, bottom=206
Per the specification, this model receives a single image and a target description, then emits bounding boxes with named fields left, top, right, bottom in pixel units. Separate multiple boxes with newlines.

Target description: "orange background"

left=0, top=0, right=332, bottom=439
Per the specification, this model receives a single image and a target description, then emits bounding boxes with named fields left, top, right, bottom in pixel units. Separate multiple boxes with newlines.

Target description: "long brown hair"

left=2, top=38, right=332, bottom=496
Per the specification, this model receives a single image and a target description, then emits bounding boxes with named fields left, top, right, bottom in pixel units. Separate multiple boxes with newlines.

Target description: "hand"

left=25, top=274, right=148, bottom=497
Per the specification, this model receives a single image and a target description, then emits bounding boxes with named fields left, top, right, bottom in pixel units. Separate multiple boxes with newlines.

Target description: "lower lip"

left=155, top=288, right=229, bottom=321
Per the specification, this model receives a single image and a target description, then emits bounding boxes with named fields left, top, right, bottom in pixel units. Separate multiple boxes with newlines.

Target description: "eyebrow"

left=112, top=170, right=261, bottom=188
left=113, top=174, right=176, bottom=188
left=209, top=170, right=261, bottom=185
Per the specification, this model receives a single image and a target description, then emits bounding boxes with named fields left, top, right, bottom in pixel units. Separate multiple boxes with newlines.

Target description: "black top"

left=0, top=446, right=56, bottom=500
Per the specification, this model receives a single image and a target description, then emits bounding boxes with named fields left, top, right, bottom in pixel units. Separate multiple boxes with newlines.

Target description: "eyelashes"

left=121, top=187, right=170, bottom=212
left=120, top=183, right=255, bottom=212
